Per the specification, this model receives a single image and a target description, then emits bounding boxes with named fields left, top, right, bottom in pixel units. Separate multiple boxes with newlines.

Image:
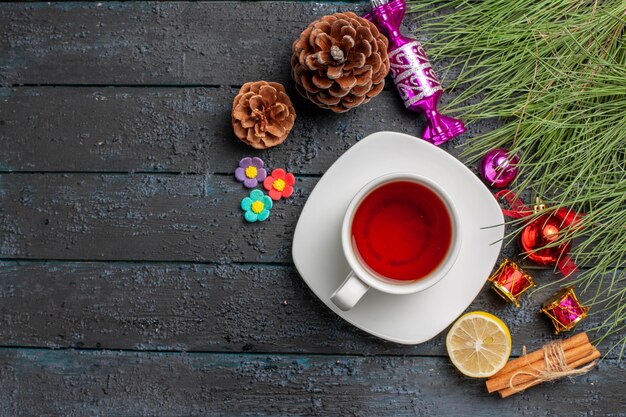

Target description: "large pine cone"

left=291, top=12, right=389, bottom=113
left=232, top=81, right=296, bottom=149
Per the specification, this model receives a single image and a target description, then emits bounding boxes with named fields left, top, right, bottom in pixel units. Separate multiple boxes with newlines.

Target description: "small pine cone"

left=232, top=81, right=296, bottom=149
left=291, top=12, right=390, bottom=113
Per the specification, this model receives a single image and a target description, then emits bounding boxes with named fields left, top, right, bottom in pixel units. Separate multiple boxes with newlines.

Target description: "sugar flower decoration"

left=241, top=189, right=273, bottom=222
left=235, top=157, right=267, bottom=188
left=263, top=168, right=295, bottom=201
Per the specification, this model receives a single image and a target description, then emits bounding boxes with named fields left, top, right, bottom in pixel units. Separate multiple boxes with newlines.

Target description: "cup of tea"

left=330, top=173, right=462, bottom=311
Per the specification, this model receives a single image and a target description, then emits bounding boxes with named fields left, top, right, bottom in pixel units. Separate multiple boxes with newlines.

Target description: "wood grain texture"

left=0, top=1, right=495, bottom=175
left=0, top=173, right=304, bottom=262
left=0, top=261, right=620, bottom=357
left=0, top=173, right=523, bottom=262
left=0, top=2, right=366, bottom=86
left=1, top=1, right=624, bottom=415
left=0, top=86, right=437, bottom=175
left=1, top=348, right=624, bottom=417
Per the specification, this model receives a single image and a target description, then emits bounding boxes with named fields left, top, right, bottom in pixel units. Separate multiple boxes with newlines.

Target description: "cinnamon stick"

left=490, top=332, right=589, bottom=382
left=486, top=343, right=594, bottom=393
left=498, top=347, right=600, bottom=398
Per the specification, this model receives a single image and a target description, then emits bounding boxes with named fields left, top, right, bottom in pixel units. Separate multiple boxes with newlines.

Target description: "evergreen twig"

left=407, top=0, right=626, bottom=357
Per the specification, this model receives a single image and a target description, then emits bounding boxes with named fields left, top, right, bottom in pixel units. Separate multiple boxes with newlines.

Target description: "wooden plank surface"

left=0, top=173, right=303, bottom=262
left=1, top=1, right=624, bottom=416
left=1, top=348, right=624, bottom=417
left=0, top=173, right=523, bottom=262
left=1, top=261, right=619, bottom=356
left=1, top=2, right=363, bottom=86
left=0, top=2, right=492, bottom=176
left=0, top=86, right=431, bottom=175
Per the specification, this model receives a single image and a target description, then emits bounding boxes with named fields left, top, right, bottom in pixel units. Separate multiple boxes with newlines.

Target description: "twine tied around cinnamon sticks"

left=486, top=332, right=600, bottom=398
left=508, top=340, right=597, bottom=391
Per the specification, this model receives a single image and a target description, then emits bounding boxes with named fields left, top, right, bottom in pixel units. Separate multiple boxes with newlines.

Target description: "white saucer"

left=292, top=131, right=505, bottom=344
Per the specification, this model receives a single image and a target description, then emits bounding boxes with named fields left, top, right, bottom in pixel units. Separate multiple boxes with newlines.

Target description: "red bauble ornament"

left=495, top=190, right=582, bottom=277
left=520, top=213, right=572, bottom=266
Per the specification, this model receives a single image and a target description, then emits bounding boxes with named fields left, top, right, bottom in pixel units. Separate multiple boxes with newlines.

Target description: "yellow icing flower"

left=272, top=178, right=286, bottom=192
left=245, top=165, right=258, bottom=179
left=251, top=200, right=264, bottom=214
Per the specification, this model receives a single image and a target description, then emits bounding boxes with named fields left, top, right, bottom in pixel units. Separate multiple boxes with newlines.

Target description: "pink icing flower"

left=263, top=168, right=295, bottom=201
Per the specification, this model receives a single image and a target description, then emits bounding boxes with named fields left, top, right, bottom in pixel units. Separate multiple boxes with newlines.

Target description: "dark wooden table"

left=1, top=2, right=624, bottom=416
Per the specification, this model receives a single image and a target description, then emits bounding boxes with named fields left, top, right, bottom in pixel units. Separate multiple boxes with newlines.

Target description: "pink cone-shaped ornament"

left=365, top=0, right=466, bottom=145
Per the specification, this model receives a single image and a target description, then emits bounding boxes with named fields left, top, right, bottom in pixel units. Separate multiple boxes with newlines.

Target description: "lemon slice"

left=446, top=311, right=512, bottom=378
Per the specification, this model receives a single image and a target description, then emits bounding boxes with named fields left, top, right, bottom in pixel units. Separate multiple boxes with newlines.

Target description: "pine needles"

left=407, top=0, right=625, bottom=356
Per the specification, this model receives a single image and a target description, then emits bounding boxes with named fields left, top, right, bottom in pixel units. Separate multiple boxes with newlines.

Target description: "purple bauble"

left=479, top=148, right=519, bottom=188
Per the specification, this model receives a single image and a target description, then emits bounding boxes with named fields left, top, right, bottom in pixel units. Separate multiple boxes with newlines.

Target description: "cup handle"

left=330, top=271, right=370, bottom=311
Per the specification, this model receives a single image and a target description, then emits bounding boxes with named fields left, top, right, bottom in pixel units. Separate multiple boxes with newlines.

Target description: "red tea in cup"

left=350, top=180, right=453, bottom=281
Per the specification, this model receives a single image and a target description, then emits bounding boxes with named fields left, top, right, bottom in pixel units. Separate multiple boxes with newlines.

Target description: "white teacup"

left=330, top=173, right=462, bottom=311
